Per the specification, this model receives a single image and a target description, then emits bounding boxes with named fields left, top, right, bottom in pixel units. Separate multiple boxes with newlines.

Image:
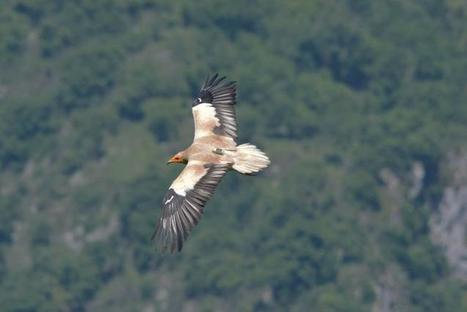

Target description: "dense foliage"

left=1, top=0, right=467, bottom=311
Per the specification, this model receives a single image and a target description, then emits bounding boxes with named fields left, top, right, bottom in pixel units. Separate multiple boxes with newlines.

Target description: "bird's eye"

left=197, top=97, right=202, bottom=103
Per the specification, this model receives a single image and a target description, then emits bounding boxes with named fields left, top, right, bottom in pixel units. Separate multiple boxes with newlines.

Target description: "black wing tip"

left=201, top=73, right=236, bottom=92
left=152, top=189, right=186, bottom=253
left=153, top=188, right=207, bottom=253
left=153, top=165, right=230, bottom=253
left=195, top=73, right=237, bottom=107
left=152, top=222, right=185, bottom=253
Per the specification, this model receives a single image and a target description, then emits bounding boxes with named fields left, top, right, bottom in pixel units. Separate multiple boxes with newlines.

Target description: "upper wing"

left=153, top=162, right=229, bottom=252
left=192, top=74, right=237, bottom=140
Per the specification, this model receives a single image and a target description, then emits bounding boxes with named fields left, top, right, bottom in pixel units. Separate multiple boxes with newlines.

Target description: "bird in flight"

left=153, top=74, right=270, bottom=252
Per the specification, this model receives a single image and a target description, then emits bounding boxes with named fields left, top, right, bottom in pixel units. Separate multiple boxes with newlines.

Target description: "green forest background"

left=1, top=0, right=467, bottom=311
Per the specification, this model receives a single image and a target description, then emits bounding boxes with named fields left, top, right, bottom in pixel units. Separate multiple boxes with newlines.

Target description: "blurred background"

left=1, top=0, right=467, bottom=311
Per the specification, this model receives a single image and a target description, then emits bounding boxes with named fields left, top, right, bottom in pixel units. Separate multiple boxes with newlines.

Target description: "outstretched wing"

left=153, top=162, right=229, bottom=252
left=192, top=74, right=237, bottom=140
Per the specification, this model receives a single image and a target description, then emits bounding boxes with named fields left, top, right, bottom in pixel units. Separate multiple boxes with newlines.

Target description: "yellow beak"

left=167, top=156, right=178, bottom=164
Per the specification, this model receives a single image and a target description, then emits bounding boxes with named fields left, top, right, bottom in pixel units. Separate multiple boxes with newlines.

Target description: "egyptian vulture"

left=153, top=74, right=270, bottom=252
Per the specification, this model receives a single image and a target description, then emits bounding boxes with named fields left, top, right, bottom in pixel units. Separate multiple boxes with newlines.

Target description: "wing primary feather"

left=153, top=164, right=229, bottom=252
left=194, top=74, right=238, bottom=139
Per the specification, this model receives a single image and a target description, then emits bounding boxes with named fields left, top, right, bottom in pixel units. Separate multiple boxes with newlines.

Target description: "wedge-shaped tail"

left=232, top=143, right=271, bottom=174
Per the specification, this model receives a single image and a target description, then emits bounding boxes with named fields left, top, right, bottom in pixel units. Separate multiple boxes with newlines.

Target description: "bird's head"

left=167, top=152, right=188, bottom=165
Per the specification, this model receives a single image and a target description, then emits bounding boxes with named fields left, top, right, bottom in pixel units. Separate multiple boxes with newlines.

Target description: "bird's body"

left=153, top=74, right=270, bottom=252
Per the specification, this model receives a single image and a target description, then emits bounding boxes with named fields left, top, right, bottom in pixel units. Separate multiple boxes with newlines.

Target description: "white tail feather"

left=231, top=143, right=270, bottom=174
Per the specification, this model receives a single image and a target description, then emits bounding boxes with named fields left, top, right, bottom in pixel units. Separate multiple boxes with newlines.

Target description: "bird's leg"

left=212, top=148, right=224, bottom=155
